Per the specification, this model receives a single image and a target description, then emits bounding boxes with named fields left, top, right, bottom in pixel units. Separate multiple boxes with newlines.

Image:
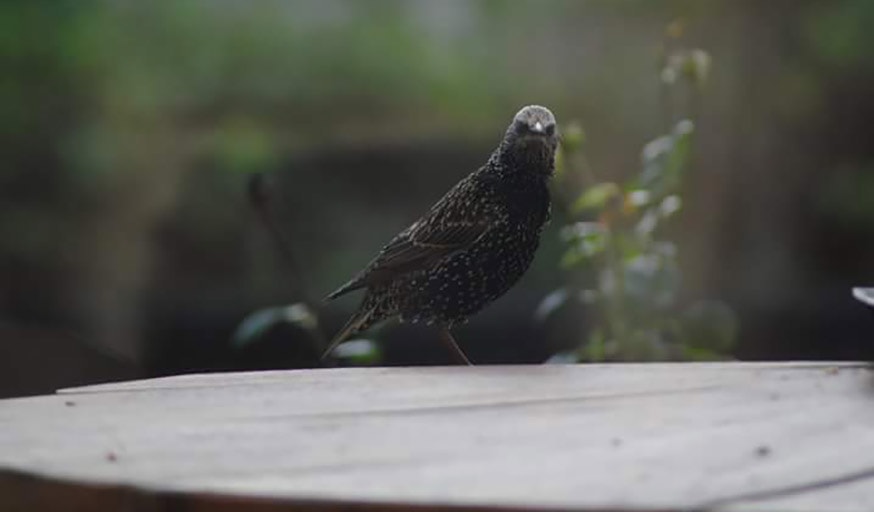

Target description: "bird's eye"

left=545, top=124, right=555, bottom=136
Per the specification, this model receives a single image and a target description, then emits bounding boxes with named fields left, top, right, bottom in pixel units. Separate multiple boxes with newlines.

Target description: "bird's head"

left=510, top=105, right=557, bottom=140
left=498, top=105, right=559, bottom=176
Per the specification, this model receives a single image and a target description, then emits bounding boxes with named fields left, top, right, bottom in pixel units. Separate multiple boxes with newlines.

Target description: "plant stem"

left=604, top=227, right=629, bottom=357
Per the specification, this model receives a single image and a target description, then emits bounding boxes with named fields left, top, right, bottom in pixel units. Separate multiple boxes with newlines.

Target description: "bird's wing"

left=371, top=173, right=494, bottom=275
left=375, top=219, right=489, bottom=271
left=325, top=218, right=490, bottom=300
left=325, top=174, right=498, bottom=301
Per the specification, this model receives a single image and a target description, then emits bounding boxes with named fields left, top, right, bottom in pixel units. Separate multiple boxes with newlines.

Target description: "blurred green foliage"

left=542, top=28, right=737, bottom=362
left=806, top=0, right=874, bottom=71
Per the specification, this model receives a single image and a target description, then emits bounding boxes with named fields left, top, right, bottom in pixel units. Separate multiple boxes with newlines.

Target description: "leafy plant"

left=542, top=25, right=737, bottom=363
left=233, top=174, right=382, bottom=366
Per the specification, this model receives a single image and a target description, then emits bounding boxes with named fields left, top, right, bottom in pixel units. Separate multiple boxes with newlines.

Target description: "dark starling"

left=324, top=105, right=558, bottom=364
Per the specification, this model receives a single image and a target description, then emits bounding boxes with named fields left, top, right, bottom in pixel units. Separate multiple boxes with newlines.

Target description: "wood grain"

left=1, top=363, right=873, bottom=511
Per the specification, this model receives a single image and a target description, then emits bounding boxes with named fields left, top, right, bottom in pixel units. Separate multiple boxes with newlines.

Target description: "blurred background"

left=3, top=0, right=874, bottom=397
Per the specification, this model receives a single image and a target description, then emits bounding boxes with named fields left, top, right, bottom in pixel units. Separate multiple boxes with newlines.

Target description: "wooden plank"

left=0, top=363, right=873, bottom=512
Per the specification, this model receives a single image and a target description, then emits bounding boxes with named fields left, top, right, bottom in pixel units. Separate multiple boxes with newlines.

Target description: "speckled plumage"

left=324, top=106, right=559, bottom=360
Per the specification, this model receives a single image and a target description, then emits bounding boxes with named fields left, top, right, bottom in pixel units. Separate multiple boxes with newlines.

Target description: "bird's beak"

left=532, top=121, right=544, bottom=133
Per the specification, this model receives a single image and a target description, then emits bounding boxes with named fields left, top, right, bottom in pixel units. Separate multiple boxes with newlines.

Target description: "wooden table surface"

left=1, top=362, right=873, bottom=512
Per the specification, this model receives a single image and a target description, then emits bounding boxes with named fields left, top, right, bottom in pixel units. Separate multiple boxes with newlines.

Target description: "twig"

left=247, top=173, right=329, bottom=355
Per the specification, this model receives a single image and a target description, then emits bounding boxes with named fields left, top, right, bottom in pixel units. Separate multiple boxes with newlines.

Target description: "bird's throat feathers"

left=493, top=136, right=556, bottom=180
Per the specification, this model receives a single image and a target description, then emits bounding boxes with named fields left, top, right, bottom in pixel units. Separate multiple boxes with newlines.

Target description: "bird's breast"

left=502, top=182, right=550, bottom=229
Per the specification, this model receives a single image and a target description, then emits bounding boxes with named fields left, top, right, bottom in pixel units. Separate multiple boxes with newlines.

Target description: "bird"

left=323, top=105, right=558, bottom=365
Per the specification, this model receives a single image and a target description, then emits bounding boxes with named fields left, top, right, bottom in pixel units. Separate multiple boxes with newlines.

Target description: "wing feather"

left=325, top=174, right=495, bottom=301
left=325, top=220, right=489, bottom=300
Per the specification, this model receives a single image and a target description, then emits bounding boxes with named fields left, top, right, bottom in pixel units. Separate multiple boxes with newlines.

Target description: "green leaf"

left=212, top=118, right=278, bottom=174
left=545, top=352, right=579, bottom=365
left=635, top=209, right=660, bottom=237
left=560, top=121, right=586, bottom=152
left=852, top=287, right=874, bottom=308
left=626, top=189, right=652, bottom=208
left=232, top=302, right=319, bottom=347
left=560, top=221, right=603, bottom=240
left=579, top=232, right=607, bottom=258
left=581, top=330, right=607, bottom=362
left=641, top=135, right=674, bottom=168
left=233, top=308, right=281, bottom=347
left=622, top=254, right=681, bottom=308
left=559, top=222, right=607, bottom=267
left=281, top=303, right=319, bottom=330
left=572, top=182, right=620, bottom=213
left=661, top=49, right=711, bottom=89
left=639, top=135, right=673, bottom=188
left=635, top=196, right=682, bottom=238
left=560, top=247, right=586, bottom=269
left=663, top=120, right=694, bottom=187
left=683, top=49, right=712, bottom=87
left=638, top=120, right=695, bottom=196
left=332, top=338, right=381, bottom=365
left=652, top=241, right=678, bottom=259
left=659, top=195, right=683, bottom=218
left=535, top=288, right=571, bottom=322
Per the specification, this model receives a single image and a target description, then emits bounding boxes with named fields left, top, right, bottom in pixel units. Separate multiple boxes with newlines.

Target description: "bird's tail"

left=321, top=303, right=377, bottom=360
left=324, top=275, right=366, bottom=302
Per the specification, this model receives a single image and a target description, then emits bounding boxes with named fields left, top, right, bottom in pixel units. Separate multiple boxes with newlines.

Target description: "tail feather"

left=321, top=304, right=377, bottom=360
left=324, top=276, right=365, bottom=302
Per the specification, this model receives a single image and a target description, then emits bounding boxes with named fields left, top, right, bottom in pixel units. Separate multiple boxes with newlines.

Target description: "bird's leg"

left=438, top=327, right=473, bottom=366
